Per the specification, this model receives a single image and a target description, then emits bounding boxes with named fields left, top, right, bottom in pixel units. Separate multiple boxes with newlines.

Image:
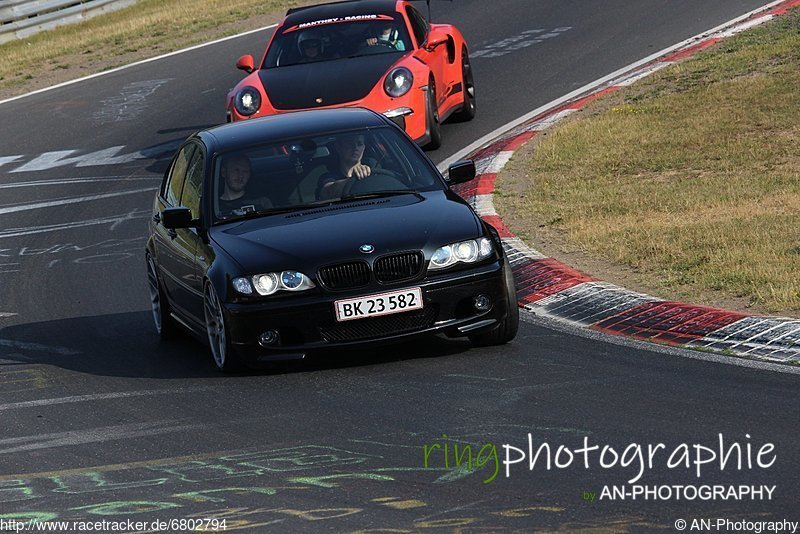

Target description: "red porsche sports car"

left=226, top=0, right=475, bottom=149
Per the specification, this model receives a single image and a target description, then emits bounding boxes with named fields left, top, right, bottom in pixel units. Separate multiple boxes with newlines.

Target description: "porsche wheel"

left=146, top=254, right=176, bottom=340
left=469, top=257, right=519, bottom=347
left=452, top=47, right=476, bottom=122
left=204, top=282, right=242, bottom=372
left=425, top=77, right=442, bottom=150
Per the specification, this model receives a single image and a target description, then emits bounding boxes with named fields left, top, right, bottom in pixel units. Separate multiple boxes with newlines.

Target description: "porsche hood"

left=259, top=53, right=403, bottom=110
left=210, top=192, right=482, bottom=274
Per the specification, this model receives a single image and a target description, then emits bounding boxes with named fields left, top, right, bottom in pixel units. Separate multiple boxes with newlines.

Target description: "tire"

left=203, top=282, right=243, bottom=373
left=146, top=254, right=177, bottom=340
left=451, top=47, right=476, bottom=122
left=469, top=258, right=519, bottom=347
left=424, top=77, right=442, bottom=150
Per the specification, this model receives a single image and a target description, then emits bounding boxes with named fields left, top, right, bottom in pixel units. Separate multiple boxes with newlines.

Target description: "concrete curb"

left=448, top=0, right=800, bottom=365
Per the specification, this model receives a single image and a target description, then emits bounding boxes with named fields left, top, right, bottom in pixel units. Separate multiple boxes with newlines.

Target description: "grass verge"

left=495, top=10, right=800, bottom=315
left=0, top=0, right=313, bottom=100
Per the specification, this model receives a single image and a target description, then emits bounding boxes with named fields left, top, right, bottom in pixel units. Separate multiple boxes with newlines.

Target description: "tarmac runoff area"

left=440, top=0, right=800, bottom=366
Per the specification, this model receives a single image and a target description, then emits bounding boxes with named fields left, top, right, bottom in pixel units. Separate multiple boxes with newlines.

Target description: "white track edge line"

left=0, top=23, right=278, bottom=107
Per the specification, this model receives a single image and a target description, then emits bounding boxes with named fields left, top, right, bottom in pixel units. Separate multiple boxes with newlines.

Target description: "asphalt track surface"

left=0, top=1, right=798, bottom=530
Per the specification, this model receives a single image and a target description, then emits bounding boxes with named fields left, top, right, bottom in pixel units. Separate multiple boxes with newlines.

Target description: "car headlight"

left=429, top=237, right=494, bottom=270
left=233, top=270, right=315, bottom=296
left=234, top=86, right=261, bottom=116
left=384, top=67, right=413, bottom=98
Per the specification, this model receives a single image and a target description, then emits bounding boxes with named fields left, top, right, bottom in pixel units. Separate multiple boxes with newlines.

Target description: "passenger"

left=218, top=154, right=272, bottom=217
left=297, top=31, right=324, bottom=62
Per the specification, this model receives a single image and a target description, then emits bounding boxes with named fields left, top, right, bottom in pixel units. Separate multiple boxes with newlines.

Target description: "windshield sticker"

left=284, top=14, right=394, bottom=33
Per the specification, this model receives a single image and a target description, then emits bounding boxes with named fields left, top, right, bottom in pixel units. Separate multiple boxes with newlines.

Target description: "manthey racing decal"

left=284, top=14, right=394, bottom=33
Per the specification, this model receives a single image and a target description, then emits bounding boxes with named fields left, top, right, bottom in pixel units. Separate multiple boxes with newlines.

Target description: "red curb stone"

left=480, top=215, right=515, bottom=237
left=503, top=131, right=538, bottom=151
left=591, top=301, right=748, bottom=343
left=511, top=258, right=594, bottom=304
left=661, top=38, right=721, bottom=62
left=564, top=86, right=621, bottom=110
left=475, top=173, right=497, bottom=196
left=769, top=0, right=800, bottom=14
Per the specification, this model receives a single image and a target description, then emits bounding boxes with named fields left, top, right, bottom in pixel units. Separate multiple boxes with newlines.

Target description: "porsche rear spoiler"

left=288, top=1, right=453, bottom=21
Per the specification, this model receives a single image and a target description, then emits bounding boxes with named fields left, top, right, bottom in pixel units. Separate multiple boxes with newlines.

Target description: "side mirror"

left=424, top=35, right=447, bottom=52
left=447, top=160, right=476, bottom=185
left=236, top=54, right=255, bottom=74
left=162, top=207, right=194, bottom=229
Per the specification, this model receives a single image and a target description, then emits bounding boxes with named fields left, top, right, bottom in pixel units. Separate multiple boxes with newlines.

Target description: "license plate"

left=335, top=287, right=423, bottom=322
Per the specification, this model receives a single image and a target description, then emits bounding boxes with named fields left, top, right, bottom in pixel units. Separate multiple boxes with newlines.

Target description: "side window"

left=405, top=6, right=428, bottom=47
left=163, top=144, right=196, bottom=206
left=180, top=146, right=204, bottom=219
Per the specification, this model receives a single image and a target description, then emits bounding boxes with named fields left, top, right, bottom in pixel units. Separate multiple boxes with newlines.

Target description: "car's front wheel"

left=469, top=258, right=519, bottom=347
left=146, top=254, right=177, bottom=340
left=204, top=282, right=242, bottom=372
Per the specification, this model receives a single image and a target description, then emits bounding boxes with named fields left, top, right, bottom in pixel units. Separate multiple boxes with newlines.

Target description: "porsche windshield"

left=263, top=14, right=411, bottom=68
left=212, top=127, right=442, bottom=223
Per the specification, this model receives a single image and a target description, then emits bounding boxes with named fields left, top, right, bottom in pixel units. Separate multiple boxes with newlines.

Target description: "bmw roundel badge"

left=359, top=244, right=375, bottom=254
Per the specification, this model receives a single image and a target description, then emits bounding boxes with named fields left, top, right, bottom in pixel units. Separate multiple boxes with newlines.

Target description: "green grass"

left=496, top=10, right=800, bottom=314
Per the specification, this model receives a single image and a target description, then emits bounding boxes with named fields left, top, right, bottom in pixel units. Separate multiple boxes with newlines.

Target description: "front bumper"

left=224, top=261, right=508, bottom=361
left=229, top=86, right=428, bottom=143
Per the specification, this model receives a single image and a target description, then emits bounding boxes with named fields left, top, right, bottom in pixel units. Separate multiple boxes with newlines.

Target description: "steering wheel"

left=341, top=168, right=408, bottom=196
left=373, top=40, right=397, bottom=50
left=358, top=40, right=397, bottom=54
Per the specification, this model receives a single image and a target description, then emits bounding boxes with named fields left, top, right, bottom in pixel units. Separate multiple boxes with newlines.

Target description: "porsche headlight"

left=384, top=67, right=413, bottom=98
left=234, top=86, right=261, bottom=116
left=429, top=238, right=494, bottom=270
left=233, top=271, right=314, bottom=296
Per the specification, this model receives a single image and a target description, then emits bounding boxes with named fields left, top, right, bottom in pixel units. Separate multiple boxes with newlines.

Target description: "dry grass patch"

left=0, top=0, right=315, bottom=98
left=496, top=11, right=800, bottom=314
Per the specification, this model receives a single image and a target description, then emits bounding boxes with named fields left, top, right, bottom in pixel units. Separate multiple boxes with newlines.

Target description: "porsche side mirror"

left=162, top=207, right=194, bottom=229
left=424, top=35, right=448, bottom=52
left=447, top=160, right=476, bottom=185
left=236, top=54, right=255, bottom=74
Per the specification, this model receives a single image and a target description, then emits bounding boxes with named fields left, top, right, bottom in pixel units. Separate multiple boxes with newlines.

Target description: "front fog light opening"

left=473, top=294, right=492, bottom=312
left=259, top=330, right=280, bottom=347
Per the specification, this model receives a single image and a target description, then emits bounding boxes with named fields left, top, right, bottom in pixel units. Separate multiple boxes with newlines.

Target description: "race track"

left=0, top=1, right=798, bottom=529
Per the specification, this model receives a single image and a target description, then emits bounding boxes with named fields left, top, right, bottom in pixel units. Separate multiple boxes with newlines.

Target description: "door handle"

left=153, top=212, right=161, bottom=224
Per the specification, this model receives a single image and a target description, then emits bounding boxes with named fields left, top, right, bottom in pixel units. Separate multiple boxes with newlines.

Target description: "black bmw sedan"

left=146, top=108, right=517, bottom=371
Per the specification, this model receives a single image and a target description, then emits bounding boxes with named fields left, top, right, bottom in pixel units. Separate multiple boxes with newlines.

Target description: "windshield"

left=211, top=127, right=442, bottom=224
left=263, top=13, right=411, bottom=68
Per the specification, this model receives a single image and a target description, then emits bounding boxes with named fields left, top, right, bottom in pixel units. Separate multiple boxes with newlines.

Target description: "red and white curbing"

left=449, top=0, right=800, bottom=364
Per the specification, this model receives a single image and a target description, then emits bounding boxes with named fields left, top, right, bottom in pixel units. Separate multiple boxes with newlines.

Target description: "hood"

left=209, top=191, right=481, bottom=274
left=259, top=53, right=403, bottom=110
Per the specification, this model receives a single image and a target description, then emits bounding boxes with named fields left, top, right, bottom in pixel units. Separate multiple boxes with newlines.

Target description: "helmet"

left=297, top=31, right=323, bottom=56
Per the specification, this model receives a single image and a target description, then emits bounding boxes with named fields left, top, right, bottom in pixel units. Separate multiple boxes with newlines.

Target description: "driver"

left=365, top=21, right=405, bottom=51
left=316, top=133, right=372, bottom=200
